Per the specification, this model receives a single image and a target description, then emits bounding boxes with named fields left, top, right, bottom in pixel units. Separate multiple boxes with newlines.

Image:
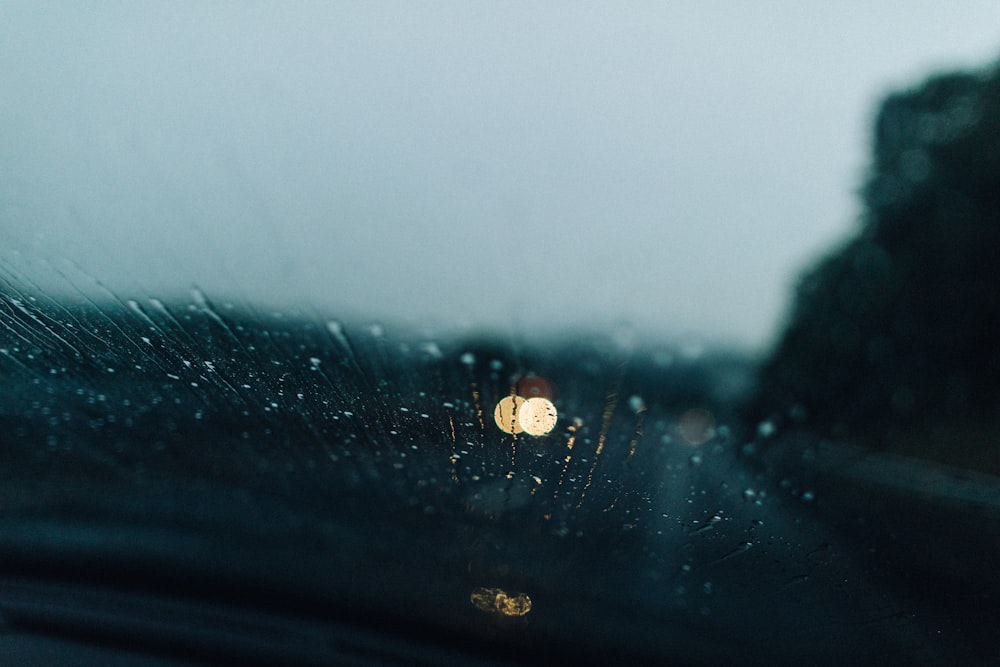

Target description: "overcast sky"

left=2, top=2, right=999, bottom=349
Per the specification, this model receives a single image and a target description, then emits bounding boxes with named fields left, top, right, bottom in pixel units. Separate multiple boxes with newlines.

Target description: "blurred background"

left=2, top=1, right=999, bottom=350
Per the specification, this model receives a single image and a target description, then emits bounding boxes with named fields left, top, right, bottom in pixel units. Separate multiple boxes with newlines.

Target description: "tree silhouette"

left=749, top=61, right=1000, bottom=442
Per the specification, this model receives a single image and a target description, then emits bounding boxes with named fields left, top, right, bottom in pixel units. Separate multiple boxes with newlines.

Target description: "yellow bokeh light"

left=494, top=395, right=526, bottom=434
left=518, top=397, right=558, bottom=436
left=494, top=395, right=557, bottom=436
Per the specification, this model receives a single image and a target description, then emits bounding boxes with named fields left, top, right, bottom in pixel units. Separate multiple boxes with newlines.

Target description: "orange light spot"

left=516, top=375, right=555, bottom=400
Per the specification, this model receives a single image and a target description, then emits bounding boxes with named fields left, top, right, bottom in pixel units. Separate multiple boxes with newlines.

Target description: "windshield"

left=2, top=4, right=999, bottom=666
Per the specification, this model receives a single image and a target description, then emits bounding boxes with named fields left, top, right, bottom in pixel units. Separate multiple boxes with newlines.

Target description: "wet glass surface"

left=2, top=5, right=1000, bottom=666
left=0, top=286, right=997, bottom=664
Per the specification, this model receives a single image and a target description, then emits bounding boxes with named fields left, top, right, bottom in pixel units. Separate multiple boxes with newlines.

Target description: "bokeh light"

left=494, top=395, right=526, bottom=434
left=678, top=408, right=716, bottom=446
left=493, top=378, right=559, bottom=436
left=516, top=375, right=556, bottom=400
left=519, top=397, right=558, bottom=436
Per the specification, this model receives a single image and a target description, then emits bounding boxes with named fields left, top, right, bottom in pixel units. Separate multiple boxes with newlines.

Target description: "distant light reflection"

left=470, top=587, right=532, bottom=617
left=493, top=377, right=558, bottom=436
left=493, top=395, right=526, bottom=434
left=678, top=408, right=716, bottom=446
left=519, top=397, right=558, bottom=436
left=516, top=375, right=555, bottom=400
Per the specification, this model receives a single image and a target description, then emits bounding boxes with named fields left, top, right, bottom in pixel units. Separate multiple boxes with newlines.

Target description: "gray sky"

left=2, top=2, right=999, bottom=349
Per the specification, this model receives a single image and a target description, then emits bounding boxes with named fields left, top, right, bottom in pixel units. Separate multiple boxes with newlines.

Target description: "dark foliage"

left=749, top=61, right=1000, bottom=441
